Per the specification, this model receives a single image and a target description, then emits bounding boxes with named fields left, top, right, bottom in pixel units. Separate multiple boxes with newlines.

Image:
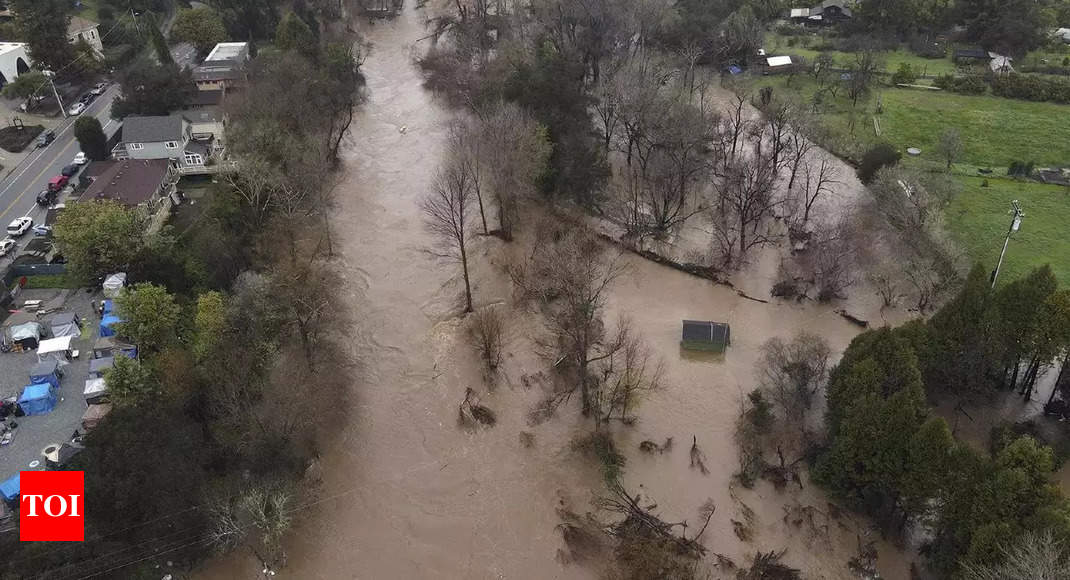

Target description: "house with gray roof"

left=113, top=114, right=218, bottom=172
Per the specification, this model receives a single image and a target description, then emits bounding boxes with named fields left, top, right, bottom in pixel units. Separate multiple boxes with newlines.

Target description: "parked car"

left=48, top=175, right=68, bottom=192
left=90, top=82, right=107, bottom=95
left=34, top=130, right=55, bottom=149
left=79, top=93, right=95, bottom=105
left=36, top=189, right=56, bottom=206
left=6, top=217, right=32, bottom=237
left=68, top=102, right=86, bottom=116
left=0, top=239, right=14, bottom=256
left=73, top=151, right=88, bottom=165
left=61, top=164, right=79, bottom=177
left=32, top=225, right=52, bottom=237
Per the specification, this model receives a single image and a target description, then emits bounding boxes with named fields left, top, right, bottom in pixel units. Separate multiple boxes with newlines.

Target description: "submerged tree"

left=422, top=161, right=476, bottom=313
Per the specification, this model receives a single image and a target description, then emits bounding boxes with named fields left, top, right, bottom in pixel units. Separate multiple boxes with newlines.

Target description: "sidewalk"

left=0, top=97, right=64, bottom=179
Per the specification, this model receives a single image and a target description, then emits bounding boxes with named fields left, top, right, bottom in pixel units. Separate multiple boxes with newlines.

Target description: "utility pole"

left=42, top=70, right=67, bottom=119
left=991, top=199, right=1024, bottom=288
left=130, top=8, right=142, bottom=39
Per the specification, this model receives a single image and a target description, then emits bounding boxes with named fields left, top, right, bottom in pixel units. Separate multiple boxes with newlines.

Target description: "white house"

left=67, top=17, right=103, bottom=54
left=0, top=43, right=31, bottom=87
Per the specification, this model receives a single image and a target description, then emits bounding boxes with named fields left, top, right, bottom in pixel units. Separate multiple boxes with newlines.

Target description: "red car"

left=47, top=175, right=68, bottom=192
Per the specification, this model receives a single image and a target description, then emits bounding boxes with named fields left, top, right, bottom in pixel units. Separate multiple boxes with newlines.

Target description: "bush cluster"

left=933, top=73, right=987, bottom=95
left=991, top=73, right=1070, bottom=104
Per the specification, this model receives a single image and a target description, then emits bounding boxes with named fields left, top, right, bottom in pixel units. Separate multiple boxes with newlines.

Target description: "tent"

left=81, top=403, right=112, bottom=430
left=89, top=356, right=114, bottom=378
left=45, top=443, right=83, bottom=469
left=18, top=383, right=57, bottom=415
left=29, top=360, right=61, bottom=390
left=8, top=321, right=43, bottom=349
left=102, top=273, right=126, bottom=298
left=49, top=312, right=81, bottom=338
left=93, top=336, right=137, bottom=360
left=0, top=473, right=19, bottom=502
left=37, top=335, right=74, bottom=366
left=101, top=300, right=114, bottom=316
left=99, top=315, right=121, bottom=338
left=84, top=377, right=107, bottom=403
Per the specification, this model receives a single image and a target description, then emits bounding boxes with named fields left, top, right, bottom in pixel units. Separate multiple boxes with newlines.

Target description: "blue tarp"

left=727, top=65, right=743, bottom=75
left=29, top=360, right=60, bottom=390
left=18, top=383, right=57, bottom=416
left=99, top=315, right=121, bottom=338
left=0, top=473, right=18, bottom=501
left=101, top=300, right=114, bottom=315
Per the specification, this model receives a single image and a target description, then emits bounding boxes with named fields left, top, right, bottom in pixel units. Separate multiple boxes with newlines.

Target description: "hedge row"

left=932, top=74, right=987, bottom=95
left=991, top=73, right=1070, bottom=104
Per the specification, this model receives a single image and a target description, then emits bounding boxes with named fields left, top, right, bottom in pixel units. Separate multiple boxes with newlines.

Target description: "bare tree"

left=757, top=332, right=831, bottom=422
left=806, top=218, right=858, bottom=302
left=846, top=47, right=883, bottom=107
left=795, top=153, right=840, bottom=226
left=710, top=156, right=781, bottom=268
left=478, top=102, right=551, bottom=239
left=422, top=161, right=476, bottom=313
left=469, top=305, right=506, bottom=373
left=449, top=119, right=489, bottom=235
left=935, top=127, right=964, bottom=170
left=962, top=530, right=1070, bottom=580
left=594, top=318, right=663, bottom=426
left=762, top=99, right=792, bottom=174
left=722, top=91, right=751, bottom=167
left=784, top=115, right=815, bottom=192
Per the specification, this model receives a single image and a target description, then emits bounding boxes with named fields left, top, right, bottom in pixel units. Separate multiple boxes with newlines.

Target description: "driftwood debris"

left=835, top=309, right=869, bottom=328
left=458, top=388, right=497, bottom=426
left=689, top=435, right=709, bottom=475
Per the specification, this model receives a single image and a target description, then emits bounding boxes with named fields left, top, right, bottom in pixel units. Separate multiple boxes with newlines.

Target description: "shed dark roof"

left=187, top=90, right=223, bottom=107
left=183, top=106, right=221, bottom=125
left=955, top=48, right=990, bottom=59
left=121, top=115, right=184, bottom=144
left=80, top=159, right=171, bottom=207
left=185, top=140, right=210, bottom=156
left=681, top=320, right=730, bottom=343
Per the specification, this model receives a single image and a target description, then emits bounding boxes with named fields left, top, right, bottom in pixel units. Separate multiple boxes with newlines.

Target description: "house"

left=182, top=90, right=226, bottom=145
left=0, top=42, right=31, bottom=86
left=797, top=0, right=852, bottom=24
left=67, top=16, right=103, bottom=54
left=79, top=159, right=174, bottom=211
left=193, top=42, right=249, bottom=92
left=114, top=114, right=216, bottom=170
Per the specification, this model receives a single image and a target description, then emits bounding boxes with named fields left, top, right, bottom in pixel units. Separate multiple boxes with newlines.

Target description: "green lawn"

left=879, top=89, right=1070, bottom=168
left=19, top=274, right=81, bottom=289
left=764, top=33, right=960, bottom=77
left=945, top=176, right=1070, bottom=287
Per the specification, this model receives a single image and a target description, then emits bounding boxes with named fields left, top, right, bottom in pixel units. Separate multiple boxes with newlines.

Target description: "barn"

left=680, top=320, right=731, bottom=353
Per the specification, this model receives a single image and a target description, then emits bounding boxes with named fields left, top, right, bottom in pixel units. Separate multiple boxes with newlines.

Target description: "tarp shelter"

left=29, top=360, right=61, bottom=390
left=49, top=312, right=81, bottom=339
left=45, top=443, right=82, bottom=469
left=84, top=377, right=107, bottom=403
left=37, top=335, right=73, bottom=366
left=766, top=55, right=792, bottom=68
left=99, top=315, right=121, bottom=338
left=102, top=273, right=126, bottom=298
left=9, top=321, right=42, bottom=349
left=82, top=403, right=112, bottom=430
left=0, top=473, right=18, bottom=502
left=18, top=383, right=57, bottom=415
left=93, top=336, right=137, bottom=360
left=101, top=300, right=114, bottom=315
left=680, top=320, right=731, bottom=353
left=89, top=357, right=114, bottom=378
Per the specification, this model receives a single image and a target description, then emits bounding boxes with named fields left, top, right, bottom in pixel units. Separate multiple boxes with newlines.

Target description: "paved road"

left=0, top=86, right=120, bottom=264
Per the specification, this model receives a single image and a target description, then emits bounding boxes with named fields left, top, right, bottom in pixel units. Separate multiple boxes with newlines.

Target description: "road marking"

left=0, top=137, right=77, bottom=222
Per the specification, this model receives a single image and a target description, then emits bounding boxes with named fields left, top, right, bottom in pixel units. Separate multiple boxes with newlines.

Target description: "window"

left=184, top=153, right=204, bottom=166
left=128, top=143, right=143, bottom=150
left=164, top=141, right=178, bottom=149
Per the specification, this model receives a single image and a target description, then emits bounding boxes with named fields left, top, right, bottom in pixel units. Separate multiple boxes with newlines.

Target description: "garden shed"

left=680, top=320, right=731, bottom=353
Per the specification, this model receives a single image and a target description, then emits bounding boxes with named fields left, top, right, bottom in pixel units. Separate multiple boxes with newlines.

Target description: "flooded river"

left=197, top=2, right=925, bottom=578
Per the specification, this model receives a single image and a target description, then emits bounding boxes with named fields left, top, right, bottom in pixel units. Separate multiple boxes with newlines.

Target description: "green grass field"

left=764, top=33, right=960, bottom=77
left=945, top=176, right=1070, bottom=286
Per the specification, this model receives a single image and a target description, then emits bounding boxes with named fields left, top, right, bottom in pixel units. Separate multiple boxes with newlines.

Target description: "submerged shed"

left=680, top=320, right=731, bottom=353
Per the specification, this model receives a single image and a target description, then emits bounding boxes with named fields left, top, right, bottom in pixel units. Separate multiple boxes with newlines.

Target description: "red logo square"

left=20, top=471, right=84, bottom=542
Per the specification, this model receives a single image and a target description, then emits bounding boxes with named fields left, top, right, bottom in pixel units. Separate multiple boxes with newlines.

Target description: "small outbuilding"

left=680, top=320, right=731, bottom=353
left=18, top=383, right=57, bottom=415
left=49, top=312, right=81, bottom=339
left=29, top=360, right=61, bottom=390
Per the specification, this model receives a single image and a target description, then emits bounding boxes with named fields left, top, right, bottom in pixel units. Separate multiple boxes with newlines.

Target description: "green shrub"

left=934, top=74, right=988, bottom=95
left=1007, top=160, right=1036, bottom=177
left=992, top=73, right=1070, bottom=104
left=890, top=63, right=917, bottom=85
left=857, top=143, right=901, bottom=183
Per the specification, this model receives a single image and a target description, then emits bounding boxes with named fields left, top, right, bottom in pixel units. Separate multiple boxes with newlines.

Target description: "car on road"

left=36, top=189, right=56, bottom=206
left=0, top=239, right=15, bottom=256
left=79, top=93, right=96, bottom=105
left=6, top=217, right=33, bottom=237
left=61, top=164, right=79, bottom=177
left=73, top=151, right=88, bottom=165
left=34, top=130, right=55, bottom=149
left=90, top=82, right=107, bottom=95
left=48, top=175, right=69, bottom=192
left=68, top=102, right=86, bottom=116
left=32, top=225, right=52, bottom=237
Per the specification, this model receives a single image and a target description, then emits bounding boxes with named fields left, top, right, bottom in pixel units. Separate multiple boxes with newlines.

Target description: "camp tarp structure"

left=88, top=356, right=114, bottom=378
left=0, top=473, right=18, bottom=502
left=18, top=383, right=57, bottom=415
left=84, top=377, right=107, bottom=403
left=101, top=300, right=114, bottom=315
left=102, top=273, right=126, bottom=298
left=93, top=336, right=137, bottom=359
left=37, top=335, right=74, bottom=366
left=49, top=312, right=81, bottom=338
left=680, top=320, right=731, bottom=353
left=29, top=360, right=61, bottom=390
left=99, top=315, right=121, bottom=338
left=8, top=321, right=42, bottom=349
left=45, top=443, right=83, bottom=469
left=82, top=403, right=112, bottom=430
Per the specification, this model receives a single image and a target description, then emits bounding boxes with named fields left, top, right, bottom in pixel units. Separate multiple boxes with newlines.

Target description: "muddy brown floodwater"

left=198, top=2, right=923, bottom=579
